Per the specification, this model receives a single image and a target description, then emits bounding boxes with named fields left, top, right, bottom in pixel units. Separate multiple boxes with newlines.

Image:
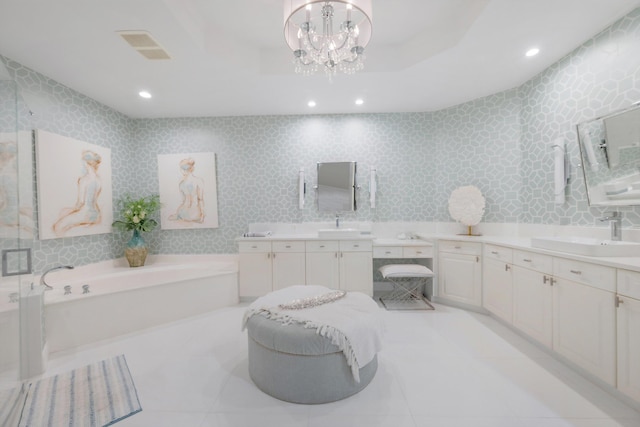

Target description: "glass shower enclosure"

left=0, top=58, right=35, bottom=404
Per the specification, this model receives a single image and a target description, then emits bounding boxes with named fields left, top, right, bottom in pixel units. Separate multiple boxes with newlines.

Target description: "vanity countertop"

left=236, top=233, right=374, bottom=242
left=373, top=238, right=433, bottom=247
left=416, top=233, right=640, bottom=272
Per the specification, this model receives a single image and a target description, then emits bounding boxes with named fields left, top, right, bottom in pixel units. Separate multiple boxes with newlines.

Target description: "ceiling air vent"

left=117, top=30, right=171, bottom=60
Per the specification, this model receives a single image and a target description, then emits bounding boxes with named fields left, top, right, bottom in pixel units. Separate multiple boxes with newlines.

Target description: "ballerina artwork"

left=0, top=133, right=34, bottom=238
left=169, top=157, right=205, bottom=224
left=52, top=150, right=103, bottom=236
left=35, top=130, right=113, bottom=240
left=158, top=152, right=219, bottom=230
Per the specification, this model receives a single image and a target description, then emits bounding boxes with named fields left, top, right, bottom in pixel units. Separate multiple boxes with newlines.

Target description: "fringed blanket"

left=242, top=285, right=384, bottom=382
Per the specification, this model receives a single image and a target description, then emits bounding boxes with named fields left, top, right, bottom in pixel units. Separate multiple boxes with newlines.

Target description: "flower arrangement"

left=448, top=185, right=485, bottom=235
left=112, top=194, right=161, bottom=233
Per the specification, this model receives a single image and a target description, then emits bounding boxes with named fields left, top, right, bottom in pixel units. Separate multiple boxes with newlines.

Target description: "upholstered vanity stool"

left=379, top=264, right=435, bottom=310
left=243, top=285, right=382, bottom=404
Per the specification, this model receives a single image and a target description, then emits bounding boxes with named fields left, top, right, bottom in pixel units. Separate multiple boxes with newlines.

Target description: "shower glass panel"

left=0, top=60, right=34, bottom=400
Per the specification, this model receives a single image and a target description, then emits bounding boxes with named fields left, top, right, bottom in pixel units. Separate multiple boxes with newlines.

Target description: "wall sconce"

left=298, top=167, right=306, bottom=209
left=369, top=166, right=377, bottom=208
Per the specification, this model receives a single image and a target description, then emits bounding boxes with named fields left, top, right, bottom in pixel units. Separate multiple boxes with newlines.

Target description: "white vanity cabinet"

left=438, top=240, right=482, bottom=307
left=339, top=240, right=373, bottom=295
left=239, top=238, right=373, bottom=298
left=238, top=240, right=306, bottom=297
left=271, top=241, right=306, bottom=291
left=305, top=240, right=341, bottom=289
left=238, top=241, right=273, bottom=298
left=616, top=269, right=640, bottom=401
left=306, top=240, right=373, bottom=296
left=482, top=244, right=513, bottom=323
left=305, top=240, right=373, bottom=295
left=512, top=250, right=554, bottom=348
left=552, top=258, right=616, bottom=386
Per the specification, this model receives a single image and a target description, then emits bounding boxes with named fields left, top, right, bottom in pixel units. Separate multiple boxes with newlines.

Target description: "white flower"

left=448, top=185, right=485, bottom=226
left=139, top=211, right=146, bottom=219
left=132, top=216, right=140, bottom=224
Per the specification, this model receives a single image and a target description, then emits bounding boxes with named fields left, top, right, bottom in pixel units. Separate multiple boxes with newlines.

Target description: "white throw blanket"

left=242, top=285, right=384, bottom=382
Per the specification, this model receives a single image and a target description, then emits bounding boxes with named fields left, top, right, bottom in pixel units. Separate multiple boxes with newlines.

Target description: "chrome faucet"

left=599, top=211, right=622, bottom=241
left=335, top=214, right=340, bottom=228
left=40, top=265, right=74, bottom=290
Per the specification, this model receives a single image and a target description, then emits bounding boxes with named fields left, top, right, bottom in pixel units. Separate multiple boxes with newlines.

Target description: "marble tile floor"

left=7, top=301, right=640, bottom=427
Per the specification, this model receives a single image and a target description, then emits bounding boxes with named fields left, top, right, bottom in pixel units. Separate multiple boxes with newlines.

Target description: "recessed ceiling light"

left=139, top=91, right=152, bottom=99
left=355, top=98, right=364, bottom=105
left=525, top=47, right=540, bottom=57
left=308, top=100, right=316, bottom=107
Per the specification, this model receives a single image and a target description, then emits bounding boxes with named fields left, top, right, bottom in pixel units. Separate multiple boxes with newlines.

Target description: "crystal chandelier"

left=283, top=0, right=373, bottom=77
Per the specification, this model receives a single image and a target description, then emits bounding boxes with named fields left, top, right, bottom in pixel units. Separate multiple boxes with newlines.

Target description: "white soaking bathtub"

left=39, top=254, right=239, bottom=353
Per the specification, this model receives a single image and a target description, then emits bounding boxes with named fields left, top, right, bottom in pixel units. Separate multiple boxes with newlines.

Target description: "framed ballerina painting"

left=35, top=130, right=113, bottom=240
left=157, top=152, right=219, bottom=230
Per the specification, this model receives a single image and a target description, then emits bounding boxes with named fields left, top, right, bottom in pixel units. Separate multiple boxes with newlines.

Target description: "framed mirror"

left=317, top=161, right=357, bottom=212
left=577, top=103, right=640, bottom=206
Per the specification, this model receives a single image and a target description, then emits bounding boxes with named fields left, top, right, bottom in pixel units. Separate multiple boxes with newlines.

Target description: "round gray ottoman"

left=246, top=314, right=378, bottom=404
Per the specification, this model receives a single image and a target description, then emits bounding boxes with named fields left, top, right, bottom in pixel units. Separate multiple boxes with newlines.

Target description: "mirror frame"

left=577, top=103, right=640, bottom=207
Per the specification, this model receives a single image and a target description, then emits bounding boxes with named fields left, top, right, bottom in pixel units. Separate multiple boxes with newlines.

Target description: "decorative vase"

left=124, top=229, right=148, bottom=267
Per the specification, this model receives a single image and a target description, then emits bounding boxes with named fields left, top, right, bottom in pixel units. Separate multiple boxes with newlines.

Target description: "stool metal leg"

left=379, top=276, right=434, bottom=310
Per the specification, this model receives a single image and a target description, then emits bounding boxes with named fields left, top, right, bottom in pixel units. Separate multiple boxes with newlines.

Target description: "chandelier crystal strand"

left=284, top=0, right=372, bottom=77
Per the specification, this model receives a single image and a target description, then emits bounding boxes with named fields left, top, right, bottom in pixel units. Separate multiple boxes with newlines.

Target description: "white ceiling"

left=0, top=0, right=639, bottom=119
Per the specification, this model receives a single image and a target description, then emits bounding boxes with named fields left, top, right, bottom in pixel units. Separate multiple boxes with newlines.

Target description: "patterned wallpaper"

left=519, top=7, right=640, bottom=226
left=1, top=7, right=639, bottom=270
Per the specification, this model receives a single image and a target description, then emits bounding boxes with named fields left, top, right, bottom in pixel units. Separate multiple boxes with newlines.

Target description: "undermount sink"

left=531, top=236, right=640, bottom=257
left=317, top=228, right=361, bottom=239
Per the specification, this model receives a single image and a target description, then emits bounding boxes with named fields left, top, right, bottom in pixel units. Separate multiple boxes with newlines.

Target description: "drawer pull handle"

left=505, top=264, right=510, bottom=271
left=385, top=251, right=392, bottom=254
left=523, top=259, right=532, bottom=263
left=616, top=296, right=624, bottom=308
left=353, top=245, right=359, bottom=248
left=570, top=270, right=582, bottom=275
left=251, top=245, right=258, bottom=249
left=491, top=251, right=498, bottom=255
left=454, top=246, right=461, bottom=249
left=319, top=245, right=325, bottom=248
left=285, top=245, right=291, bottom=248
left=416, top=251, right=422, bottom=254
left=543, top=275, right=551, bottom=285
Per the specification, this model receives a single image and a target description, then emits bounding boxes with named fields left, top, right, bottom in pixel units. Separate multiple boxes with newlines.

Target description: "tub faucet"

left=336, top=214, right=340, bottom=228
left=599, top=211, right=622, bottom=241
left=40, top=265, right=74, bottom=290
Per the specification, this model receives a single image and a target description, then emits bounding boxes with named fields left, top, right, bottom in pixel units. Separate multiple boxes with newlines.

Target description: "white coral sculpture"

left=448, top=185, right=486, bottom=227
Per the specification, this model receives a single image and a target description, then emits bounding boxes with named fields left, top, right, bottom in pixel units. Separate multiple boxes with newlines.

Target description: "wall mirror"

left=317, top=161, right=357, bottom=212
left=577, top=103, right=640, bottom=206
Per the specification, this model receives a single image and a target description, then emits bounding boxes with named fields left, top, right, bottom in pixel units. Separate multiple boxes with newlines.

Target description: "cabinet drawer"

left=373, top=246, right=403, bottom=258
left=553, top=258, right=615, bottom=292
left=238, top=241, right=271, bottom=253
left=403, top=246, right=433, bottom=258
left=340, top=240, right=373, bottom=252
left=438, top=240, right=482, bottom=255
left=618, top=269, right=640, bottom=300
left=306, top=240, right=339, bottom=252
left=272, top=240, right=305, bottom=252
left=513, top=250, right=552, bottom=273
left=484, top=244, right=513, bottom=262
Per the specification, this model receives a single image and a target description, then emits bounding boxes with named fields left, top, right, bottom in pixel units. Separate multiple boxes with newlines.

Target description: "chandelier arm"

left=302, top=31, right=324, bottom=54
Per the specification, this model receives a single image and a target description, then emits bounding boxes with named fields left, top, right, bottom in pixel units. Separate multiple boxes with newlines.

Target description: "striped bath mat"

left=7, top=354, right=141, bottom=426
